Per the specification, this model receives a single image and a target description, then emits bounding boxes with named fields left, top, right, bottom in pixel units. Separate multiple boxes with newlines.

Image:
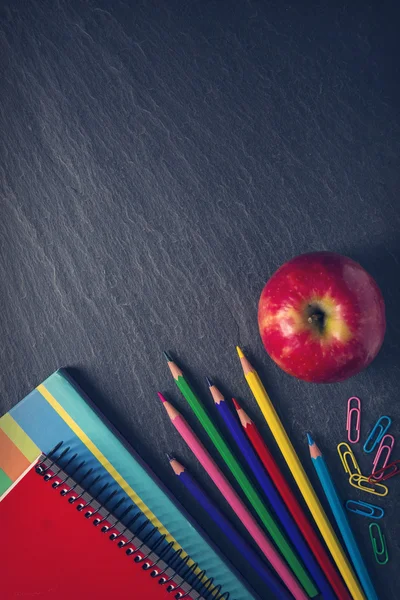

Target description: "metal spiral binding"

left=35, top=444, right=230, bottom=600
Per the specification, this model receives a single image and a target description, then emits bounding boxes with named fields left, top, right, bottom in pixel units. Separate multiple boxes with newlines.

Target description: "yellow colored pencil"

left=236, top=346, right=366, bottom=600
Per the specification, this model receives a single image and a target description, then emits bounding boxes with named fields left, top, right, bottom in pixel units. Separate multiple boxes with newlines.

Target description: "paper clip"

left=363, top=416, right=391, bottom=454
left=346, top=397, right=361, bottom=444
left=349, top=474, right=388, bottom=497
left=337, top=442, right=361, bottom=477
left=369, top=460, right=400, bottom=483
left=345, top=500, right=384, bottom=520
left=371, top=434, right=395, bottom=480
left=369, top=523, right=389, bottom=565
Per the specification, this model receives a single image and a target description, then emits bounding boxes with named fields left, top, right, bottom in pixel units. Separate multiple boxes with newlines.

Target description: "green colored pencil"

left=163, top=352, right=317, bottom=596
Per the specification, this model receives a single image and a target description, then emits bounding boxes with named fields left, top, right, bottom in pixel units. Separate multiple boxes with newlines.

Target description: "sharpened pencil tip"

left=236, top=346, right=244, bottom=359
left=166, top=453, right=174, bottom=462
left=157, top=392, right=167, bottom=403
left=307, top=433, right=314, bottom=446
left=232, top=398, right=241, bottom=411
left=163, top=350, right=172, bottom=361
left=205, top=376, right=213, bottom=387
left=169, top=457, right=185, bottom=475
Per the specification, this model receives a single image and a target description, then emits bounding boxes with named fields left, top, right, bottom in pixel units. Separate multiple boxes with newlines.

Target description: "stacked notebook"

left=2, top=454, right=208, bottom=599
left=0, top=370, right=258, bottom=600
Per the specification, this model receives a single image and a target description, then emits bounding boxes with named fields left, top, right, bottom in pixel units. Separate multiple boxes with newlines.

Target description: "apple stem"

left=307, top=307, right=326, bottom=333
left=308, top=314, right=321, bottom=323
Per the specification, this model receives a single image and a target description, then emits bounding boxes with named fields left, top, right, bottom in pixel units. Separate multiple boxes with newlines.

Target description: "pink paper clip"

left=369, top=460, right=400, bottom=483
left=371, top=435, right=395, bottom=480
left=346, top=397, right=361, bottom=444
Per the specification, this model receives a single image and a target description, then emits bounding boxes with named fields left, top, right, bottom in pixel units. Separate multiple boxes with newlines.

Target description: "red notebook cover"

left=0, top=463, right=192, bottom=599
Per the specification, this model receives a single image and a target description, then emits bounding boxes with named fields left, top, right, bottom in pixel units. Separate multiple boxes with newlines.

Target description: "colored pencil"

left=159, top=393, right=308, bottom=600
left=208, top=380, right=330, bottom=600
left=164, top=353, right=313, bottom=594
left=308, top=434, right=377, bottom=600
left=168, top=456, right=293, bottom=600
left=236, top=346, right=366, bottom=600
left=234, top=399, right=351, bottom=600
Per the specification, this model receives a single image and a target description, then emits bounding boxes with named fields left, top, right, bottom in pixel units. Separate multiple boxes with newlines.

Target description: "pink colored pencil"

left=158, top=393, right=308, bottom=600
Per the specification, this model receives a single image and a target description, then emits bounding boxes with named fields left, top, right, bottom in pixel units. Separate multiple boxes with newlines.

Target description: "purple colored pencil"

left=207, top=379, right=335, bottom=600
left=168, top=456, right=292, bottom=600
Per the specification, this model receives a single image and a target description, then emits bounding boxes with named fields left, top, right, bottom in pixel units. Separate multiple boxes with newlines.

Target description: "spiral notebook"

left=0, top=370, right=257, bottom=600
left=0, top=453, right=221, bottom=600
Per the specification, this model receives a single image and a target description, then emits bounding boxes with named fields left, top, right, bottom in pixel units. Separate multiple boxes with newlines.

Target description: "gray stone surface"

left=1, top=1, right=399, bottom=598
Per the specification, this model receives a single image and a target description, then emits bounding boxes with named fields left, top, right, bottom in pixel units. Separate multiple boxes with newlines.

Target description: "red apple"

left=258, top=252, right=385, bottom=383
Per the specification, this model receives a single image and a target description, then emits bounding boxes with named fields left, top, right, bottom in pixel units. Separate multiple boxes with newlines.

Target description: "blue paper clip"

left=346, top=500, right=384, bottom=520
left=369, top=523, right=389, bottom=565
left=363, top=416, right=391, bottom=454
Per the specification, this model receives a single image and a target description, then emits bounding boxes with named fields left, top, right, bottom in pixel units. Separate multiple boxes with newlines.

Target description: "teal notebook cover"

left=0, top=370, right=259, bottom=600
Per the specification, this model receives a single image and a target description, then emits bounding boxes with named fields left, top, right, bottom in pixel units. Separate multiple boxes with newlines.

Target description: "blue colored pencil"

left=168, top=456, right=292, bottom=600
left=308, top=433, right=378, bottom=600
left=207, top=379, right=336, bottom=600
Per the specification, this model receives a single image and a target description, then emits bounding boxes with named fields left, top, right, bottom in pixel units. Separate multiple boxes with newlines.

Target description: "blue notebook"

left=0, top=369, right=259, bottom=600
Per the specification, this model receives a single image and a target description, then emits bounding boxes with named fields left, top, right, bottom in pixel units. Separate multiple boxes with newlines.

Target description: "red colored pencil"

left=233, top=399, right=351, bottom=600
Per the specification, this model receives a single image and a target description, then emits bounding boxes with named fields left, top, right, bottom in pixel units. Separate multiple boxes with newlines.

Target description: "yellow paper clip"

left=337, top=442, right=361, bottom=477
left=349, top=474, right=388, bottom=497
left=338, top=442, right=388, bottom=495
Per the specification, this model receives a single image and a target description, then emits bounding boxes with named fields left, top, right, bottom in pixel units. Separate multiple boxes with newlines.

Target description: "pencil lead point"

left=205, top=376, right=213, bottom=388
left=166, top=453, right=174, bottom=462
left=307, top=432, right=314, bottom=446
left=232, top=398, right=241, bottom=411
left=236, top=346, right=244, bottom=359
left=163, top=351, right=172, bottom=362
left=157, top=392, right=167, bottom=403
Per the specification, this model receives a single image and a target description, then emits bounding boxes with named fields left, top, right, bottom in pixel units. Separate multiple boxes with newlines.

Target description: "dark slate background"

left=1, top=1, right=399, bottom=598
